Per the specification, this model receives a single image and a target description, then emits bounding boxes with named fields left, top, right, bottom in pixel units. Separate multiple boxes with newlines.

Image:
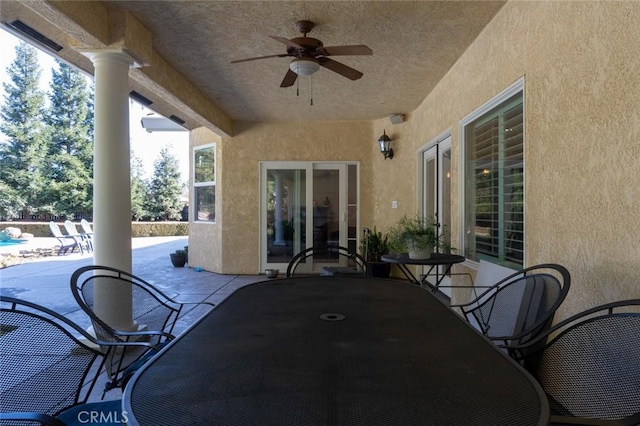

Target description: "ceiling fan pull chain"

left=310, top=75, right=314, bottom=106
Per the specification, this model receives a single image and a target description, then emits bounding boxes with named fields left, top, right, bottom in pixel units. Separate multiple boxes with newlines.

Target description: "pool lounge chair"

left=48, top=221, right=78, bottom=255
left=64, top=220, right=91, bottom=254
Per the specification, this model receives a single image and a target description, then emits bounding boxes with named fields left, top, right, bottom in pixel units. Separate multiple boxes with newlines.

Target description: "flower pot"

left=408, top=247, right=431, bottom=260
left=264, top=268, right=279, bottom=278
left=409, top=249, right=431, bottom=260
left=366, top=261, right=391, bottom=278
left=170, top=253, right=187, bottom=267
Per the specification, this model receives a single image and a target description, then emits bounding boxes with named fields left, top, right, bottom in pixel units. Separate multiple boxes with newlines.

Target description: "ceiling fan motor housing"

left=287, top=37, right=324, bottom=57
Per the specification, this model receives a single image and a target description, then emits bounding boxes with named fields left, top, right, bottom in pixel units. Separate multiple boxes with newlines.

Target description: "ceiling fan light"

left=290, top=59, right=320, bottom=76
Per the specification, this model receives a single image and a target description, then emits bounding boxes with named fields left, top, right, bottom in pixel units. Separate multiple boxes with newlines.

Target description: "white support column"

left=85, top=50, right=136, bottom=331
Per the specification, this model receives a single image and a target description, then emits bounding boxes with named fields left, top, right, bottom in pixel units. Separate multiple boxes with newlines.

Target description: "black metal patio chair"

left=286, top=245, right=367, bottom=277
left=70, top=265, right=215, bottom=394
left=0, top=296, right=152, bottom=425
left=451, top=263, right=571, bottom=354
left=506, top=299, right=640, bottom=425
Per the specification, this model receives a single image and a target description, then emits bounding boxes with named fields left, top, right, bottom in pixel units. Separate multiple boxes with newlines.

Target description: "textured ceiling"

left=108, top=1, right=505, bottom=122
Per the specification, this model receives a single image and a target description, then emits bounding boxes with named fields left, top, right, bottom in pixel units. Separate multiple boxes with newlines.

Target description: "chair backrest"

left=81, top=219, right=93, bottom=234
left=70, top=265, right=182, bottom=385
left=64, top=220, right=80, bottom=236
left=286, top=245, right=367, bottom=277
left=460, top=263, right=571, bottom=347
left=518, top=299, right=640, bottom=424
left=49, top=221, right=64, bottom=238
left=471, top=260, right=518, bottom=303
left=0, top=296, right=105, bottom=418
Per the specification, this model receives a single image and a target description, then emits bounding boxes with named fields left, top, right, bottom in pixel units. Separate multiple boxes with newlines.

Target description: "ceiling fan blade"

left=319, top=45, right=373, bottom=56
left=280, top=69, right=298, bottom=87
left=269, top=35, right=303, bottom=49
left=231, top=54, right=288, bottom=64
left=317, top=58, right=363, bottom=81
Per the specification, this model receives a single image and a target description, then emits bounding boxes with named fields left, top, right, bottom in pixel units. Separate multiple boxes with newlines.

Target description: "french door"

left=422, top=135, right=453, bottom=295
left=260, top=162, right=358, bottom=273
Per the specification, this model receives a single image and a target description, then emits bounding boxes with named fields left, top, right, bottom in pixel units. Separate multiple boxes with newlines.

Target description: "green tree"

left=43, top=60, right=94, bottom=217
left=131, top=153, right=148, bottom=221
left=85, top=81, right=95, bottom=141
left=147, top=147, right=183, bottom=221
left=0, top=42, right=48, bottom=219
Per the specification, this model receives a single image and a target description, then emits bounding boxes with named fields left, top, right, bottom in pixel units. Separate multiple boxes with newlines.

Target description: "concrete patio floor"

left=0, top=236, right=266, bottom=332
left=0, top=236, right=268, bottom=403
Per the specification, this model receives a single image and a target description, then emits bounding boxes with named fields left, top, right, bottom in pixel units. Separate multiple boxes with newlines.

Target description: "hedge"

left=0, top=222, right=189, bottom=238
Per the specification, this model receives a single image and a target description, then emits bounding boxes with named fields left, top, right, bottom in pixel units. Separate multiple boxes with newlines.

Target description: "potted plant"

left=170, top=249, right=187, bottom=267
left=359, top=227, right=392, bottom=278
left=389, top=216, right=441, bottom=260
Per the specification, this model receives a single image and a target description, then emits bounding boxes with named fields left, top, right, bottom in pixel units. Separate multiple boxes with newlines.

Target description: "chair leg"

left=102, top=379, right=120, bottom=399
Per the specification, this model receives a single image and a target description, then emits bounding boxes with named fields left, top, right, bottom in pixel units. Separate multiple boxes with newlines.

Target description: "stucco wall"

left=193, top=121, right=375, bottom=274
left=191, top=1, right=640, bottom=320
left=372, top=1, right=640, bottom=320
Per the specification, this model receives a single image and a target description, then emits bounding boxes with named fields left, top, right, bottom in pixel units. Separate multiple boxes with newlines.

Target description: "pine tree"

left=0, top=42, right=48, bottom=219
left=43, top=60, right=94, bottom=218
left=85, top=81, right=95, bottom=141
left=131, top=153, right=149, bottom=221
left=147, top=147, right=183, bottom=221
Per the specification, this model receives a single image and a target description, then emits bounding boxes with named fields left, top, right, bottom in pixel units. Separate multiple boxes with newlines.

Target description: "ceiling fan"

left=231, top=20, right=372, bottom=88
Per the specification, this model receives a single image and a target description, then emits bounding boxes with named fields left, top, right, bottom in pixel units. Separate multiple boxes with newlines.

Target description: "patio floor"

left=0, top=236, right=267, bottom=403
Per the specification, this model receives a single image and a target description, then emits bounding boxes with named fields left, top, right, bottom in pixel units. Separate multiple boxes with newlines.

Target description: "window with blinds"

left=464, top=93, right=523, bottom=268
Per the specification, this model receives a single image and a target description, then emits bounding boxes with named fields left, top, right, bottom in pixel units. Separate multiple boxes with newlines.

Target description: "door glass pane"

left=441, top=148, right=452, bottom=243
left=425, top=157, right=436, bottom=219
left=347, top=164, right=358, bottom=249
left=348, top=165, right=357, bottom=205
left=266, top=169, right=306, bottom=264
left=312, top=169, right=340, bottom=256
left=347, top=206, right=357, bottom=239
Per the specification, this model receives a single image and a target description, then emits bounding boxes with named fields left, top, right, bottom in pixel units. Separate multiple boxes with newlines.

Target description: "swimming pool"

left=0, top=239, right=29, bottom=247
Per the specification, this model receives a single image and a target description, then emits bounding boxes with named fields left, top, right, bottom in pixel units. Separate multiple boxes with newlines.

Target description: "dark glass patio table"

left=123, top=276, right=548, bottom=426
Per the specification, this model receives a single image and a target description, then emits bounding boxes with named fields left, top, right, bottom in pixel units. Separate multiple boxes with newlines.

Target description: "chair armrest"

left=98, top=336, right=172, bottom=352
left=178, top=301, right=216, bottom=308
left=111, top=329, right=176, bottom=342
left=482, top=320, right=552, bottom=344
left=0, top=412, right=66, bottom=426
left=449, top=286, right=498, bottom=309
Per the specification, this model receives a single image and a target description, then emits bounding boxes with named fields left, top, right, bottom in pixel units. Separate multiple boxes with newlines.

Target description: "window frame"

left=458, top=78, right=525, bottom=268
left=193, top=142, right=216, bottom=224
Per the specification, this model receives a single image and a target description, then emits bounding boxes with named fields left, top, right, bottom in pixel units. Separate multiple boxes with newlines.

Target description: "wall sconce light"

left=378, top=130, right=394, bottom=160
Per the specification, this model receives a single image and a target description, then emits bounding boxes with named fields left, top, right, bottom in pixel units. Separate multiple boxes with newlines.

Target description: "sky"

left=0, top=28, right=189, bottom=182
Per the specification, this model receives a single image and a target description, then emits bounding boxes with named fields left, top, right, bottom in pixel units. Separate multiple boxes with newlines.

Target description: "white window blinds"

left=464, top=93, right=523, bottom=268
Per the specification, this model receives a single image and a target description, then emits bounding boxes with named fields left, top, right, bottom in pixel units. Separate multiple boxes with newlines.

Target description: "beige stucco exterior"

left=190, top=121, right=375, bottom=274
left=191, top=1, right=640, bottom=321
